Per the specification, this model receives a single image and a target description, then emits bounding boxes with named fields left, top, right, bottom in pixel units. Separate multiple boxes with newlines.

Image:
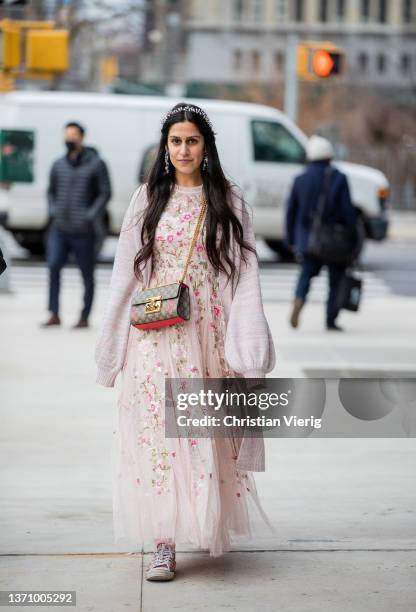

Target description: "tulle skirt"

left=111, top=267, right=274, bottom=557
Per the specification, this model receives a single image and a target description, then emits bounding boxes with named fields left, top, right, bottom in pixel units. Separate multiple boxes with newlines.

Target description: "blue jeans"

left=295, top=255, right=346, bottom=327
left=47, top=226, right=96, bottom=320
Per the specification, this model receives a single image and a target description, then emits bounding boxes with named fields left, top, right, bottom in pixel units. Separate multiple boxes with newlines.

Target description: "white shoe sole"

left=145, top=567, right=175, bottom=581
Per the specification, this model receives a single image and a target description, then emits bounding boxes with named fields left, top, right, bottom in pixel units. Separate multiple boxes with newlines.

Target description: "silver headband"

left=161, top=105, right=216, bottom=134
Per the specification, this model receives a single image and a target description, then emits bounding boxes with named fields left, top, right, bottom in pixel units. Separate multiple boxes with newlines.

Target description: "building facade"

left=181, top=0, right=416, bottom=86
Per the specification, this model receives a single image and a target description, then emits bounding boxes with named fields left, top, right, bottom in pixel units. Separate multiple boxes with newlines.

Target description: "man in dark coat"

left=41, top=121, right=111, bottom=328
left=285, top=136, right=358, bottom=331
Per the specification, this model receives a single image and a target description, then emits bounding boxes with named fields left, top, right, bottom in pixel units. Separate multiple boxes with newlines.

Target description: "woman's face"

left=166, top=121, right=205, bottom=182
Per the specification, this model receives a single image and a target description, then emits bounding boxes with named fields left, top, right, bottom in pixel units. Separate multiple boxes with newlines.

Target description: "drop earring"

left=165, top=150, right=170, bottom=174
left=202, top=152, right=208, bottom=172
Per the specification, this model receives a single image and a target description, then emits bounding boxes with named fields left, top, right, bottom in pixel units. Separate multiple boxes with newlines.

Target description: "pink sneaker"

left=145, top=542, right=176, bottom=581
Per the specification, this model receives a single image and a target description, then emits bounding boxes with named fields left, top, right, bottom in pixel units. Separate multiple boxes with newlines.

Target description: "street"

left=0, top=229, right=415, bottom=611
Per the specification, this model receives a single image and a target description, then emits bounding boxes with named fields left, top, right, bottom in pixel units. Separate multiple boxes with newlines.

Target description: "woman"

left=95, top=103, right=275, bottom=581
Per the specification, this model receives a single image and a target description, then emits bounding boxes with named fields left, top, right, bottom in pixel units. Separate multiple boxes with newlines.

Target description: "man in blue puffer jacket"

left=41, top=121, right=111, bottom=329
left=286, top=136, right=358, bottom=331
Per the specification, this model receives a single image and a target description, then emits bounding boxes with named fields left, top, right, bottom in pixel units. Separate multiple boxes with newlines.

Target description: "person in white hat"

left=285, top=135, right=359, bottom=331
left=307, top=135, right=335, bottom=161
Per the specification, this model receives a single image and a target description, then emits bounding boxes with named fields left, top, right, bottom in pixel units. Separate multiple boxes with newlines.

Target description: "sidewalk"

left=388, top=210, right=416, bottom=242
left=0, top=280, right=415, bottom=611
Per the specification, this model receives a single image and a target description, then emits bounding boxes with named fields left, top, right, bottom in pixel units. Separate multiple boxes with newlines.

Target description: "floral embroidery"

left=123, top=189, right=250, bottom=507
left=213, top=305, right=221, bottom=318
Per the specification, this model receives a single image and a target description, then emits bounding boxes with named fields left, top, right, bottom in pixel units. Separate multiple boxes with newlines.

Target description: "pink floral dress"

left=112, top=183, right=273, bottom=557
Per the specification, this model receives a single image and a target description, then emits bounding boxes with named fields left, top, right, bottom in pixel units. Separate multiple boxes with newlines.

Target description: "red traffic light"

left=313, top=50, right=334, bottom=77
left=312, top=49, right=342, bottom=77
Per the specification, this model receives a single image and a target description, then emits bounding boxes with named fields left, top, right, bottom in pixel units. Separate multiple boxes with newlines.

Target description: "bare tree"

left=24, top=0, right=145, bottom=90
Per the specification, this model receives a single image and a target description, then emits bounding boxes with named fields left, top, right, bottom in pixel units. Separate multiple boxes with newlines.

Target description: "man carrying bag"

left=285, top=136, right=359, bottom=332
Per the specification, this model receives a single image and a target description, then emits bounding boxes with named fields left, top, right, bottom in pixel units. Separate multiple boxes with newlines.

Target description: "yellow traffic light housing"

left=101, top=56, right=118, bottom=83
left=297, top=41, right=344, bottom=81
left=1, top=26, right=21, bottom=69
left=1, top=19, right=70, bottom=88
left=26, top=29, right=69, bottom=72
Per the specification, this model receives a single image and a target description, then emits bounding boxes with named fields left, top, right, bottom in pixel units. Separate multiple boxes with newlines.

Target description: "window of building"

left=358, top=52, right=368, bottom=72
left=294, top=0, right=304, bottom=21
left=275, top=0, right=288, bottom=21
left=252, top=50, right=261, bottom=71
left=377, top=53, right=386, bottom=73
left=233, top=0, right=245, bottom=21
left=403, top=0, right=413, bottom=23
left=378, top=0, right=387, bottom=22
left=401, top=53, right=411, bottom=74
left=336, top=0, right=345, bottom=20
left=361, top=0, right=370, bottom=21
left=320, top=0, right=328, bottom=22
left=252, top=0, right=264, bottom=22
left=251, top=120, right=306, bottom=164
left=233, top=49, right=243, bottom=71
left=274, top=50, right=285, bottom=72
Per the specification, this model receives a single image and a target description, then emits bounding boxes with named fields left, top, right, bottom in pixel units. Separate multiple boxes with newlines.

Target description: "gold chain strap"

left=179, top=192, right=207, bottom=284
left=139, top=192, right=207, bottom=293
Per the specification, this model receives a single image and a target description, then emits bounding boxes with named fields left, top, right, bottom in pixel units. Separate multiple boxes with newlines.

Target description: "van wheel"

left=264, top=239, right=295, bottom=262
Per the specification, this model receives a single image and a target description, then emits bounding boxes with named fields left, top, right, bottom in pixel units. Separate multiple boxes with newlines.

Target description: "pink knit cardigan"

left=95, top=183, right=276, bottom=471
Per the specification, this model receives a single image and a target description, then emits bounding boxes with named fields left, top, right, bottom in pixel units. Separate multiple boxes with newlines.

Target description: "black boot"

left=326, top=322, right=344, bottom=332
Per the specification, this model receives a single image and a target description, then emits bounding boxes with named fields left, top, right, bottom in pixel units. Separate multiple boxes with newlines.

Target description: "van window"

left=138, top=144, right=158, bottom=183
left=0, top=129, right=34, bottom=182
left=251, top=120, right=306, bottom=164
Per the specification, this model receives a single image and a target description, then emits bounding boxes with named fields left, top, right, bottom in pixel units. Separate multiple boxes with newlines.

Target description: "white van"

left=0, top=91, right=389, bottom=256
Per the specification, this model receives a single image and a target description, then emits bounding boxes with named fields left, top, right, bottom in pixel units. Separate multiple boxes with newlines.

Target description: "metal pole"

left=284, top=33, right=299, bottom=123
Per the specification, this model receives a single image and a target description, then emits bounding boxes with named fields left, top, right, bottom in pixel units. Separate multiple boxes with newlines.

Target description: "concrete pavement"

left=388, top=210, right=416, bottom=242
left=0, top=269, right=415, bottom=611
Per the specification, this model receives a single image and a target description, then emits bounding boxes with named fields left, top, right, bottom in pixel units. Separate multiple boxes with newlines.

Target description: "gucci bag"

left=130, top=193, right=207, bottom=330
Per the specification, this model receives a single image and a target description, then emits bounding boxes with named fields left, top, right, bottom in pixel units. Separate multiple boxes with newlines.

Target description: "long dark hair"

left=133, top=102, right=255, bottom=288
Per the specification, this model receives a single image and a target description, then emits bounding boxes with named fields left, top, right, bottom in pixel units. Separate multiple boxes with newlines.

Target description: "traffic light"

left=297, top=41, right=344, bottom=81
left=101, top=56, right=118, bottom=83
left=0, top=24, right=20, bottom=68
left=26, top=29, right=69, bottom=71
